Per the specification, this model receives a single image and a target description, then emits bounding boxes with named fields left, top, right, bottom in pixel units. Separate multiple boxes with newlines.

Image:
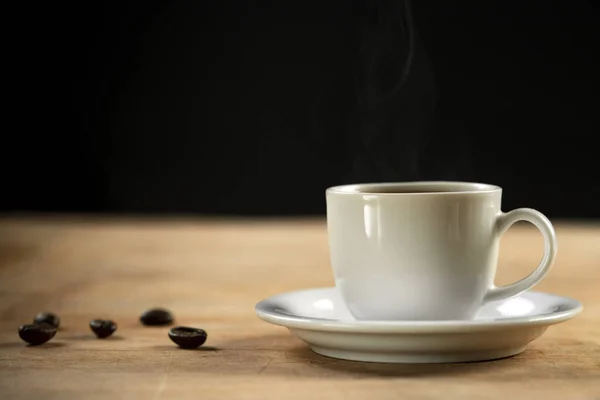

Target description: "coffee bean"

left=140, top=308, right=174, bottom=326
left=18, top=323, right=57, bottom=346
left=168, top=326, right=207, bottom=349
left=89, top=319, right=117, bottom=339
left=34, top=312, right=60, bottom=328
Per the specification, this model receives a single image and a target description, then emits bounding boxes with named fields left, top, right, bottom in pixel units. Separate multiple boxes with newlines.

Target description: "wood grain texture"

left=0, top=215, right=598, bottom=399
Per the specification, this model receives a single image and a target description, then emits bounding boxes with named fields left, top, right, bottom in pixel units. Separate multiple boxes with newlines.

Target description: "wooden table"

left=0, top=215, right=598, bottom=399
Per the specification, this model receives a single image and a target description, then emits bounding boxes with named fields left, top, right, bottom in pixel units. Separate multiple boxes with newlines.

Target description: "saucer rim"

left=255, top=287, right=583, bottom=334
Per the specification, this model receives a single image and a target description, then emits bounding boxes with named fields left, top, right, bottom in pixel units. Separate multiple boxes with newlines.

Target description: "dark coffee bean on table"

left=168, top=326, right=207, bottom=349
left=140, top=308, right=174, bottom=326
left=18, top=323, right=57, bottom=346
left=89, top=319, right=117, bottom=338
left=34, top=312, right=60, bottom=328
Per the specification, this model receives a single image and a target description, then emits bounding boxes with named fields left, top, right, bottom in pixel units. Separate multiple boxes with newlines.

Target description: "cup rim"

left=326, top=181, right=502, bottom=196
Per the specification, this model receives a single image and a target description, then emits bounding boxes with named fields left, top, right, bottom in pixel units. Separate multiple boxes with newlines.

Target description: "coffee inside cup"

left=330, top=182, right=500, bottom=195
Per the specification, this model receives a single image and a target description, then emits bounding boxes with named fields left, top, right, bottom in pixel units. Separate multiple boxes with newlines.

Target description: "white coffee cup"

left=326, top=181, right=557, bottom=321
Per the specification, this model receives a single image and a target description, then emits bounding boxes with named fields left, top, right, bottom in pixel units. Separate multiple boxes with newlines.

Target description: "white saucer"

left=255, top=287, right=582, bottom=364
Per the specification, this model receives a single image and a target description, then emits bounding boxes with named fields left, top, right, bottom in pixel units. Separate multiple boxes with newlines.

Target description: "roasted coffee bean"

left=168, top=326, right=207, bottom=349
left=33, top=312, right=60, bottom=328
left=89, top=319, right=117, bottom=339
left=140, top=308, right=174, bottom=326
left=18, top=323, right=57, bottom=346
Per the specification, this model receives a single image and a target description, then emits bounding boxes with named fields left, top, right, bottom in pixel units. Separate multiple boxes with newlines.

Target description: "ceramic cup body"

left=326, top=182, right=557, bottom=321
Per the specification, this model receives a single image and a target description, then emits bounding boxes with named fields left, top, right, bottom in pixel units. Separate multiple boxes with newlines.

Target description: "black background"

left=4, top=1, right=599, bottom=218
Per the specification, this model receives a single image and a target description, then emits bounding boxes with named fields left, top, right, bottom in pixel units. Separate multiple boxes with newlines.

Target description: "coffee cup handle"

left=483, top=208, right=557, bottom=303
